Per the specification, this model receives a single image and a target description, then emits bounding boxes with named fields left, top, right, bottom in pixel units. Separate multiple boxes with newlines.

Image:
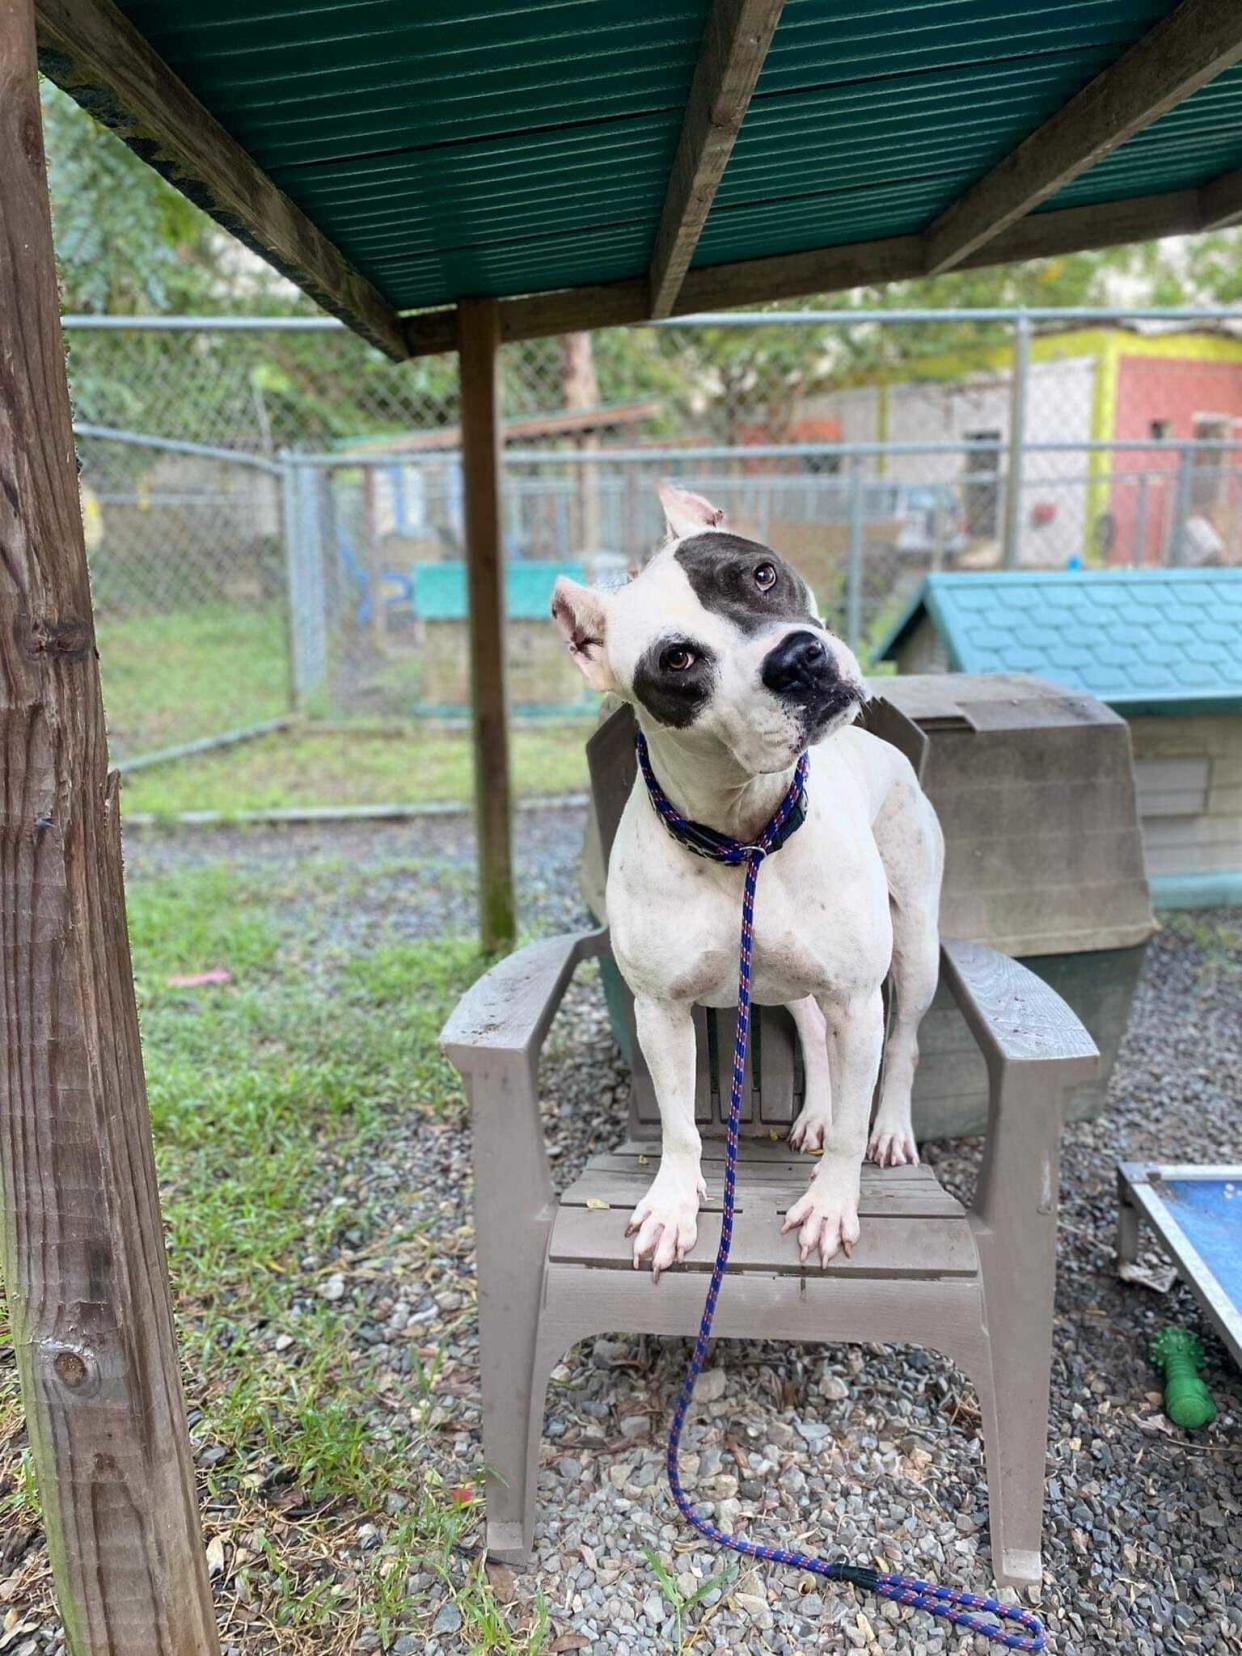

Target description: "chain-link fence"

left=65, top=310, right=1242, bottom=783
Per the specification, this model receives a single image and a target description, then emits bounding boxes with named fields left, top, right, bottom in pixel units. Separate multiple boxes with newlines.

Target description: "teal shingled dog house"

left=877, top=570, right=1242, bottom=907
left=411, top=560, right=590, bottom=716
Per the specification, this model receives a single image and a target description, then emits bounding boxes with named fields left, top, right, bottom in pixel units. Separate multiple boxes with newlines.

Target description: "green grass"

left=121, top=724, right=591, bottom=816
left=0, top=862, right=557, bottom=1652
left=96, top=604, right=593, bottom=814
left=98, top=605, right=289, bottom=759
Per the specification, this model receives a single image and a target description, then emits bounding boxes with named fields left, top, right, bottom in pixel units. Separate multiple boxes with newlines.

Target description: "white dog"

left=553, top=485, right=944, bottom=1280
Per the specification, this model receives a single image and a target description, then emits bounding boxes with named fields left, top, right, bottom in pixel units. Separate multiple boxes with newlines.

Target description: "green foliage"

left=41, top=80, right=226, bottom=315
left=42, top=77, right=457, bottom=443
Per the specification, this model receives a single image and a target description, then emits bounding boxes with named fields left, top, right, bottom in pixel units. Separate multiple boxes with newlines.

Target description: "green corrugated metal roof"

left=70, top=3, right=1242, bottom=314
left=412, top=559, right=585, bottom=622
left=876, top=568, right=1242, bottom=714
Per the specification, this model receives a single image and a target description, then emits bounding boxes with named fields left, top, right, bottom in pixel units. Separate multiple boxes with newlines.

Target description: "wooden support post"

left=458, top=298, right=516, bottom=952
left=0, top=4, right=219, bottom=1651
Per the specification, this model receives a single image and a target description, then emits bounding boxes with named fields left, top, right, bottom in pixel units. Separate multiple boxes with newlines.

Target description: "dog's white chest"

left=608, top=749, right=893, bottom=1010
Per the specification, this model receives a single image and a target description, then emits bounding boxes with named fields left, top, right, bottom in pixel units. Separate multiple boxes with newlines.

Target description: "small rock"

left=320, top=1273, right=346, bottom=1302
left=432, top=1603, right=462, bottom=1636
left=695, top=1368, right=727, bottom=1403
left=795, top=1420, right=832, bottom=1451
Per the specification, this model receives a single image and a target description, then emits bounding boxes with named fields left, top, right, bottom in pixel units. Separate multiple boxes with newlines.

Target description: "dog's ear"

left=551, top=576, right=616, bottom=692
left=658, top=481, right=726, bottom=541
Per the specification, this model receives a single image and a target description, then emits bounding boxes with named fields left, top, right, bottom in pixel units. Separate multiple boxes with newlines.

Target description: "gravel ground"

left=25, top=816, right=1242, bottom=1652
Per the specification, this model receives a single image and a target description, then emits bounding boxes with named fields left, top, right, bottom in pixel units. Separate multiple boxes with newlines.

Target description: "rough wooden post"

left=458, top=297, right=516, bottom=951
left=0, top=4, right=220, bottom=1651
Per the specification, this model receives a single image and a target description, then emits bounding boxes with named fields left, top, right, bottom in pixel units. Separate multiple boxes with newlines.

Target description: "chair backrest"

left=586, top=696, right=926, bottom=1140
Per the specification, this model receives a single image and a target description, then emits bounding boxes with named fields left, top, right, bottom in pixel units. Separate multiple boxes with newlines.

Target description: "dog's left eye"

left=754, top=562, right=777, bottom=591
left=662, top=645, right=697, bottom=672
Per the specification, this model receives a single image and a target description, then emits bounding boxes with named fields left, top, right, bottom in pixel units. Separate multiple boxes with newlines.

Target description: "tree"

left=41, top=80, right=232, bottom=314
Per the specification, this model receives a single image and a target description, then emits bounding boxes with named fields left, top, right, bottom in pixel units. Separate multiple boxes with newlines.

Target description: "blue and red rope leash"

left=635, top=732, right=1046, bottom=1653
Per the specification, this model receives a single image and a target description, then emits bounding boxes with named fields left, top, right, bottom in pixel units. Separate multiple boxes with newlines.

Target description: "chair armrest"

left=440, top=926, right=608, bottom=1074
left=940, top=938, right=1099, bottom=1234
left=441, top=927, right=609, bottom=1237
left=939, top=937, right=1099, bottom=1085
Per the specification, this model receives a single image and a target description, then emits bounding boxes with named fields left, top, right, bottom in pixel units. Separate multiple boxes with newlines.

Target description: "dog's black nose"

left=762, top=630, right=832, bottom=697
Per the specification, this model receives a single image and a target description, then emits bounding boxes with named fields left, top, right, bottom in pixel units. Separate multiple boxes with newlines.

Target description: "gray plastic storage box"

left=881, top=674, right=1154, bottom=1136
left=580, top=673, right=1154, bottom=1141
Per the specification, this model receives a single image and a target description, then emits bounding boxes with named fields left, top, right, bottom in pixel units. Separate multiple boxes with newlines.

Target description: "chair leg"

left=480, top=1305, right=563, bottom=1564
left=973, top=1272, right=1055, bottom=1589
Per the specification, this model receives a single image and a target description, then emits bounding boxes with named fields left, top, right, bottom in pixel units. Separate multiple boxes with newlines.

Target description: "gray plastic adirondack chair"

left=441, top=701, right=1099, bottom=1588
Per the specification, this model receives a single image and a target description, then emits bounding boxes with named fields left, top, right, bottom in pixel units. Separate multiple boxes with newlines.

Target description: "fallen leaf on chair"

left=585, top=1198, right=609, bottom=1210
left=167, top=968, right=232, bottom=988
left=1118, top=1259, right=1177, bottom=1294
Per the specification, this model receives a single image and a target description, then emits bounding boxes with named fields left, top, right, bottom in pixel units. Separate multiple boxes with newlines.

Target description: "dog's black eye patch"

left=632, top=638, right=716, bottom=729
left=675, top=532, right=817, bottom=635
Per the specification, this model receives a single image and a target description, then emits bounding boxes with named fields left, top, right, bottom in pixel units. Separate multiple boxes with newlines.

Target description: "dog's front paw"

left=867, top=1108, right=919, bottom=1168
left=788, top=1101, right=830, bottom=1153
left=781, top=1168, right=861, bottom=1267
left=626, top=1165, right=707, bottom=1283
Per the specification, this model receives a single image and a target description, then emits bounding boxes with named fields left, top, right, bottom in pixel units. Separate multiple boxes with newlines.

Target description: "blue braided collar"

left=634, top=730, right=809, bottom=864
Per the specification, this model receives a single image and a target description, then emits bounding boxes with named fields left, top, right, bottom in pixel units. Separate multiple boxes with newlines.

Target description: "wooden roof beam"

left=922, top=0, right=1242, bottom=276
left=1199, top=166, right=1242, bottom=230
left=403, top=179, right=1222, bottom=357
left=648, top=0, right=785, bottom=319
left=36, top=0, right=410, bottom=361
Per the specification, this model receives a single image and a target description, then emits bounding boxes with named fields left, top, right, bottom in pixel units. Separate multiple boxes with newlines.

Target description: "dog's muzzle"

left=761, top=628, right=860, bottom=722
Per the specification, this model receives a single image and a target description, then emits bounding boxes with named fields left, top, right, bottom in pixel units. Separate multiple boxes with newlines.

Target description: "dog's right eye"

left=662, top=645, right=696, bottom=673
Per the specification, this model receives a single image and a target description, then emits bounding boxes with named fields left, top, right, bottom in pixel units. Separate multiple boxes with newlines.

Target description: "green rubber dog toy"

left=1149, top=1328, right=1217, bottom=1429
